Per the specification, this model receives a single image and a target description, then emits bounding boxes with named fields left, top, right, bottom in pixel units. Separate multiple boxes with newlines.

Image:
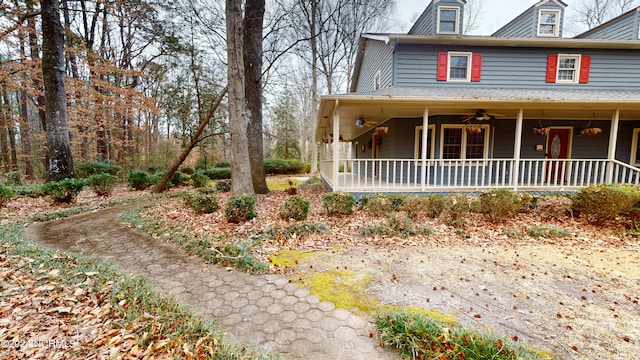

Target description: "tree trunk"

left=244, top=0, right=269, bottom=194
left=226, top=0, right=254, bottom=195
left=309, top=0, right=319, bottom=174
left=41, top=0, right=75, bottom=181
left=153, top=87, right=228, bottom=193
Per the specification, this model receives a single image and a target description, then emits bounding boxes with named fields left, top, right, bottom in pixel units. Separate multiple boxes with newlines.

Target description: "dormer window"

left=538, top=9, right=560, bottom=37
left=437, top=6, right=460, bottom=34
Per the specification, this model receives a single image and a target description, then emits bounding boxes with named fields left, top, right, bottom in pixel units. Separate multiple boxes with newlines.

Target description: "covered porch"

left=316, top=88, right=640, bottom=193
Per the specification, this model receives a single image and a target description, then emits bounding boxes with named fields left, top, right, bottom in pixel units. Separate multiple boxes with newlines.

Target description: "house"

left=316, top=0, right=640, bottom=193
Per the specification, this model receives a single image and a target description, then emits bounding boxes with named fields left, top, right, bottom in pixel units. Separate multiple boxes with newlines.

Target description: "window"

left=538, top=9, right=560, bottom=37
left=546, top=54, right=591, bottom=84
left=374, top=71, right=381, bottom=90
left=437, top=52, right=482, bottom=82
left=414, top=125, right=435, bottom=160
left=437, top=6, right=460, bottom=34
left=440, top=125, right=490, bottom=160
left=631, top=129, right=640, bottom=166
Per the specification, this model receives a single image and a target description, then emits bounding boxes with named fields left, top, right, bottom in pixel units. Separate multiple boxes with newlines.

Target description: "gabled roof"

left=491, top=0, right=568, bottom=37
left=407, top=0, right=466, bottom=35
left=574, top=6, right=640, bottom=39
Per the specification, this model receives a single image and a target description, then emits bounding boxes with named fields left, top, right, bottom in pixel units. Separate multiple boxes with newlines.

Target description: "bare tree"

left=463, top=0, right=484, bottom=34
left=227, top=0, right=254, bottom=195
left=41, top=0, right=76, bottom=181
left=574, top=0, right=639, bottom=30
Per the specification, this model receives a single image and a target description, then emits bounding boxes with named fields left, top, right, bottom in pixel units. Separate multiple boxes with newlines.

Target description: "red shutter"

left=546, top=54, right=558, bottom=83
left=437, top=52, right=448, bottom=81
left=471, top=53, right=482, bottom=82
left=579, top=55, right=591, bottom=83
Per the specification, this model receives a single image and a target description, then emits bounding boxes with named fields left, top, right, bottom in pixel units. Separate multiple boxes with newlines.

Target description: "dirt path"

left=294, top=242, right=640, bottom=359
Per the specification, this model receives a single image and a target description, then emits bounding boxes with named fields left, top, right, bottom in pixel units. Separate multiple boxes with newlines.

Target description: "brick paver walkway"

left=27, top=205, right=398, bottom=359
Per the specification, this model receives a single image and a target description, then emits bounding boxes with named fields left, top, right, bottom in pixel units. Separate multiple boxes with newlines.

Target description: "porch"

left=321, top=158, right=640, bottom=193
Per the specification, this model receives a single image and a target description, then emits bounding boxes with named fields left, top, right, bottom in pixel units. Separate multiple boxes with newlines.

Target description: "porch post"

left=512, top=108, right=524, bottom=191
left=332, top=100, right=340, bottom=190
left=606, top=109, right=620, bottom=184
left=420, top=108, right=429, bottom=191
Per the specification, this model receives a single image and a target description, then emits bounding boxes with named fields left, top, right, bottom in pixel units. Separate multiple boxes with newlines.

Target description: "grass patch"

left=374, top=310, right=549, bottom=360
left=526, top=226, right=571, bottom=239
left=267, top=176, right=305, bottom=191
left=0, top=222, right=277, bottom=359
left=120, top=205, right=268, bottom=273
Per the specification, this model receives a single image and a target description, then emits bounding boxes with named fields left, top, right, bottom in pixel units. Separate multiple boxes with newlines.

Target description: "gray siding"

left=354, top=39, right=394, bottom=93
left=576, top=10, right=639, bottom=40
left=408, top=0, right=464, bottom=36
left=493, top=1, right=565, bottom=38
left=393, top=44, right=640, bottom=90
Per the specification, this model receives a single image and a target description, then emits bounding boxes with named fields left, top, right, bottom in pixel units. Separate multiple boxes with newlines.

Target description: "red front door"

left=546, top=128, right=570, bottom=183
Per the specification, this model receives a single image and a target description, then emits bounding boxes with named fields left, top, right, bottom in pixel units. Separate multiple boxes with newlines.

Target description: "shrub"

left=387, top=212, right=432, bottom=238
left=149, top=171, right=166, bottom=186
left=203, top=167, right=231, bottom=180
left=179, top=166, right=194, bottom=175
left=43, top=178, right=87, bottom=203
left=75, top=161, right=122, bottom=178
left=225, top=194, right=256, bottom=223
left=127, top=170, right=150, bottom=190
left=441, top=194, right=471, bottom=229
left=87, top=173, right=119, bottom=196
left=476, top=189, right=525, bottom=222
left=184, top=191, right=219, bottom=214
left=527, top=226, right=571, bottom=238
left=14, top=184, right=46, bottom=198
left=171, top=171, right=190, bottom=187
left=190, top=171, right=209, bottom=188
left=573, top=185, right=640, bottom=224
left=399, top=195, right=445, bottom=219
left=359, top=222, right=393, bottom=237
left=281, top=222, right=328, bottom=237
left=534, top=195, right=573, bottom=220
left=264, top=158, right=307, bottom=175
left=0, top=184, right=15, bottom=205
left=361, top=194, right=405, bottom=216
left=216, top=179, right=232, bottom=192
left=322, top=192, right=355, bottom=215
left=278, top=195, right=310, bottom=221
left=214, top=160, right=231, bottom=168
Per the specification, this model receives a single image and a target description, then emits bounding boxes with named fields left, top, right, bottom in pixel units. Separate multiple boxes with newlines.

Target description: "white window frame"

left=538, top=9, right=561, bottom=37
left=414, top=125, right=436, bottom=160
left=447, top=52, right=472, bottom=82
left=437, top=6, right=460, bottom=34
left=556, top=54, right=581, bottom=84
left=440, top=124, right=490, bottom=161
left=631, top=129, right=640, bottom=166
left=374, top=70, right=381, bottom=90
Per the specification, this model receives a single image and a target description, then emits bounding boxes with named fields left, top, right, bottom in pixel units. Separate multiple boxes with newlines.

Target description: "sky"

left=395, top=0, right=581, bottom=35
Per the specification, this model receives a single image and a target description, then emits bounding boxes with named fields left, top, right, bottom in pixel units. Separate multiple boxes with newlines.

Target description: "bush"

left=214, top=160, right=231, bottom=168
left=476, top=189, right=525, bottom=222
left=127, top=170, right=150, bottom=190
left=534, top=195, right=573, bottom=220
left=573, top=185, right=640, bottom=224
left=43, top=178, right=87, bottom=203
left=441, top=194, right=471, bottom=229
left=87, top=173, right=119, bottom=196
left=278, top=195, right=310, bottom=221
left=387, top=212, right=432, bottom=238
left=225, top=194, right=256, bottom=223
left=171, top=171, right=190, bottom=187
left=190, top=171, right=210, bottom=188
left=149, top=171, right=165, bottom=186
left=216, top=179, right=232, bottom=192
left=399, top=195, right=445, bottom=219
left=75, top=161, right=122, bottom=178
left=179, top=166, right=194, bottom=175
left=322, top=192, right=355, bottom=215
left=264, top=158, right=307, bottom=175
left=0, top=184, right=15, bottom=205
left=527, top=226, right=572, bottom=238
left=203, top=167, right=231, bottom=180
left=361, top=194, right=405, bottom=216
left=184, top=191, right=219, bottom=214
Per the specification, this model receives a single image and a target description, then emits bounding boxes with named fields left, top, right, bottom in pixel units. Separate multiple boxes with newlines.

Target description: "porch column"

left=420, top=108, right=429, bottom=191
left=606, top=109, right=620, bottom=184
left=512, top=108, right=524, bottom=191
left=332, top=100, right=340, bottom=190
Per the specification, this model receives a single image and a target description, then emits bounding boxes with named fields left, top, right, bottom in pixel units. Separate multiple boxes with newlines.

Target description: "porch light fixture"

left=355, top=118, right=365, bottom=128
left=375, top=126, right=388, bottom=134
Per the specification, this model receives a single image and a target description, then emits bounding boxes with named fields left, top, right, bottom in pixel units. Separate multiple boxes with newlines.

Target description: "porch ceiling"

left=317, top=87, right=640, bottom=142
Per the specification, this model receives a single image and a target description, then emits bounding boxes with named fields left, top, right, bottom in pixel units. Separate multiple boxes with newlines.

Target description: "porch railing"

left=320, top=158, right=640, bottom=192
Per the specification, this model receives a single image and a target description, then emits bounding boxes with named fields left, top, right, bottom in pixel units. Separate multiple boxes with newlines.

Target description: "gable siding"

left=393, top=44, right=640, bottom=90
left=493, top=2, right=565, bottom=38
left=408, top=3, right=434, bottom=35
left=577, top=12, right=637, bottom=40
left=354, top=40, right=394, bottom=93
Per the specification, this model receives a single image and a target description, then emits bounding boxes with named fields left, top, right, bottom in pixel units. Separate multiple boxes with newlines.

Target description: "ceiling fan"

left=461, top=109, right=505, bottom=122
left=355, top=117, right=377, bottom=128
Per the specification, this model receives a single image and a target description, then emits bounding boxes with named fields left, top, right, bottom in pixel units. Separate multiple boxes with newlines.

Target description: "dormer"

left=575, top=7, right=640, bottom=40
left=492, top=0, right=567, bottom=38
left=409, top=0, right=466, bottom=36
